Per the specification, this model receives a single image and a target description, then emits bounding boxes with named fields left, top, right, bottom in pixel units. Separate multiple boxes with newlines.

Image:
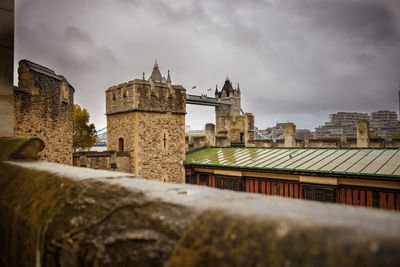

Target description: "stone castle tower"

left=14, top=60, right=75, bottom=164
left=214, top=77, right=254, bottom=145
left=106, top=62, right=186, bottom=183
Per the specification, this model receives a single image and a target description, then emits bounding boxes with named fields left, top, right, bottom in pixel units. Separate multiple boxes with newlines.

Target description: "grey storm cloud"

left=14, top=0, right=400, bottom=131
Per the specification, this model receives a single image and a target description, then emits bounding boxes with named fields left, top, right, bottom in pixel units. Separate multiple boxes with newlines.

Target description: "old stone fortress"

left=3, top=57, right=400, bottom=265
left=5, top=57, right=400, bottom=211
left=2, top=1, right=400, bottom=264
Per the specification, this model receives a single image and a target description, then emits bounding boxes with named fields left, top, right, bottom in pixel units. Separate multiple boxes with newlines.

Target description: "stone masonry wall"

left=14, top=60, right=74, bottom=164
left=107, top=109, right=185, bottom=183
left=73, top=151, right=132, bottom=173
left=107, top=113, right=136, bottom=172
left=106, top=72, right=186, bottom=183
left=137, top=112, right=185, bottom=183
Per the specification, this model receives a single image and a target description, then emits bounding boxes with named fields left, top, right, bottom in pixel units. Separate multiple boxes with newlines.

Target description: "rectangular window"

left=353, top=189, right=359, bottom=206
left=372, top=191, right=380, bottom=208
left=367, top=191, right=373, bottom=207
left=199, top=174, right=209, bottom=186
left=360, top=190, right=366, bottom=206
left=216, top=176, right=242, bottom=191
left=290, top=184, right=294, bottom=198
left=346, top=189, right=352, bottom=205
left=388, top=193, right=395, bottom=210
left=275, top=182, right=280, bottom=195
left=380, top=192, right=386, bottom=209
left=302, top=186, right=336, bottom=203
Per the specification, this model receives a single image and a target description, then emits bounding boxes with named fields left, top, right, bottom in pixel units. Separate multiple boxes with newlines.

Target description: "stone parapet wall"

left=306, top=138, right=341, bottom=148
left=246, top=139, right=273, bottom=148
left=216, top=135, right=230, bottom=147
left=73, top=151, right=131, bottom=173
left=1, top=140, right=400, bottom=266
left=14, top=60, right=74, bottom=164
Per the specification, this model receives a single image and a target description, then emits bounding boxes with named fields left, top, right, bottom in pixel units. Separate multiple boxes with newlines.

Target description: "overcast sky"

left=15, top=0, right=400, bottom=131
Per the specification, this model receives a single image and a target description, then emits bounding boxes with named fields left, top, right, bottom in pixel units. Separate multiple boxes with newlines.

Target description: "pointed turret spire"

left=149, top=60, right=163, bottom=82
left=221, top=76, right=234, bottom=97
left=215, top=84, right=219, bottom=98
left=167, top=70, right=171, bottom=84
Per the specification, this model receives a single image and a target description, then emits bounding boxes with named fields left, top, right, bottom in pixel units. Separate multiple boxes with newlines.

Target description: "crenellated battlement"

left=106, top=64, right=186, bottom=115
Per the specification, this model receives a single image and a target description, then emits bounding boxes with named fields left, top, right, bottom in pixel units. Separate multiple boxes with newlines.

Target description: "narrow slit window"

left=118, top=138, right=124, bottom=152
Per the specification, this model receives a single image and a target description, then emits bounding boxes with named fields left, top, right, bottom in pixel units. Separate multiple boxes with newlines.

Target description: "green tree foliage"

left=393, top=131, right=400, bottom=140
left=73, top=104, right=97, bottom=151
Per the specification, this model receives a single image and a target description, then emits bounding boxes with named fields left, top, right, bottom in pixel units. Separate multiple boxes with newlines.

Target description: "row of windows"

left=186, top=172, right=400, bottom=211
left=340, top=188, right=399, bottom=210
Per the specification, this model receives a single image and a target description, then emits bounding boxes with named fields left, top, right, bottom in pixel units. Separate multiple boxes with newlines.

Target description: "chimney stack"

left=205, top=123, right=216, bottom=147
left=284, top=122, right=296, bottom=148
left=357, top=119, right=370, bottom=148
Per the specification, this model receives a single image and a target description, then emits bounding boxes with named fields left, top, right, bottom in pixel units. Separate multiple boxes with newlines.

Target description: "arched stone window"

left=118, top=138, right=124, bottom=152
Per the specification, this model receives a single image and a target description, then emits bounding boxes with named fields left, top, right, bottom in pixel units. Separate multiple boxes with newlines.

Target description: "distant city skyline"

left=14, top=0, right=400, bottom=131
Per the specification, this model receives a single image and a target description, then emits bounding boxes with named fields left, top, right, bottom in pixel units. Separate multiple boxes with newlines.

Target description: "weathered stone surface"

left=14, top=60, right=74, bottom=164
left=1, top=139, right=400, bottom=266
left=73, top=151, right=132, bottom=173
left=167, top=210, right=400, bottom=267
left=0, top=162, right=194, bottom=267
left=0, top=136, right=44, bottom=160
left=284, top=122, right=296, bottom=148
left=105, top=70, right=186, bottom=183
left=357, top=119, right=370, bottom=148
left=0, top=1, right=14, bottom=137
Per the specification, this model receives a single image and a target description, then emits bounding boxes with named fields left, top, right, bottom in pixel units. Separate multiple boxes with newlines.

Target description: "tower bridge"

left=95, top=63, right=269, bottom=147
left=186, top=94, right=231, bottom=106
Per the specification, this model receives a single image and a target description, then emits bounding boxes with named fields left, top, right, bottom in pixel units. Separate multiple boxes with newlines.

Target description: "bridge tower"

left=215, top=77, right=254, bottom=145
left=106, top=62, right=186, bottom=183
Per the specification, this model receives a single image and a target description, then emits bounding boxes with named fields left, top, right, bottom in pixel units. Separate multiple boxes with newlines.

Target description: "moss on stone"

left=0, top=162, right=195, bottom=266
left=0, top=136, right=45, bottom=161
left=166, top=210, right=400, bottom=267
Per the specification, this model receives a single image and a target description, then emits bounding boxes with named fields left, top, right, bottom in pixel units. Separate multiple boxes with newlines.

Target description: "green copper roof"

left=184, top=147, right=400, bottom=178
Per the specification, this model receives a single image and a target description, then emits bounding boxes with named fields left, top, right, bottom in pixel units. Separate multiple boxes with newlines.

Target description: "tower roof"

left=221, top=78, right=234, bottom=97
left=149, top=60, right=163, bottom=82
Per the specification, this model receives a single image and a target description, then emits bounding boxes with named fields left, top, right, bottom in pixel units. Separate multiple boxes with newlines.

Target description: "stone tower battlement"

left=106, top=62, right=186, bottom=183
left=106, top=63, right=186, bottom=116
